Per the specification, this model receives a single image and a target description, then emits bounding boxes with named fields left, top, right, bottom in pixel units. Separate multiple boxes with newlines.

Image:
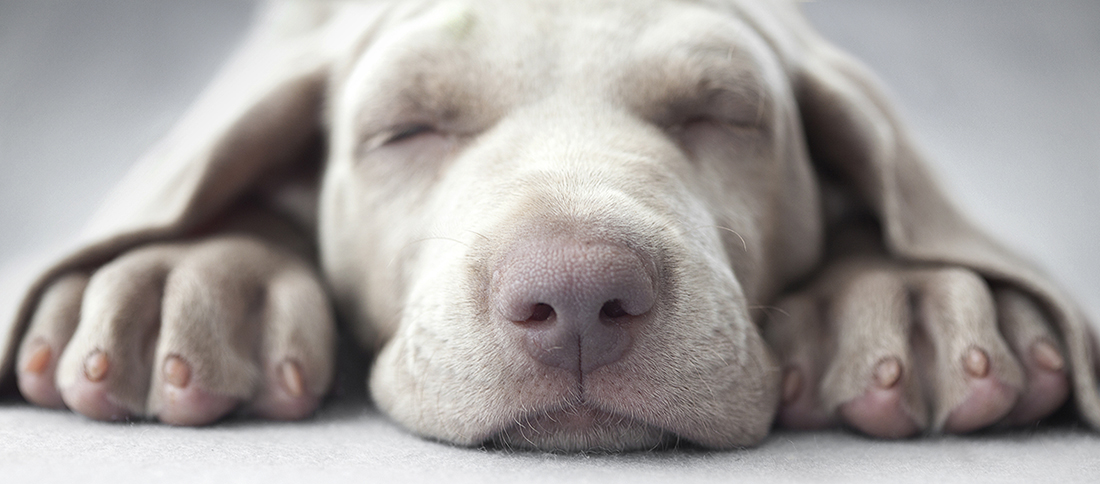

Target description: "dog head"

left=314, top=0, right=827, bottom=450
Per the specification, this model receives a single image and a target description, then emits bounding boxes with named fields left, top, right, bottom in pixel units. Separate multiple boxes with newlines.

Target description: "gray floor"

left=2, top=399, right=1098, bottom=484
left=1, top=1, right=1098, bottom=482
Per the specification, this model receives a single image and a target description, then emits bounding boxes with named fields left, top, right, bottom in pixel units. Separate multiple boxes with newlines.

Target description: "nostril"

left=600, top=300, right=628, bottom=321
left=495, top=237, right=656, bottom=373
left=527, top=303, right=555, bottom=323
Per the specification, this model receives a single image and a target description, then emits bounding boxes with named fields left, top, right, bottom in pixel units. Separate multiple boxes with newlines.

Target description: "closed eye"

left=358, top=124, right=443, bottom=156
left=665, top=114, right=759, bottom=141
left=386, top=124, right=436, bottom=144
left=667, top=112, right=770, bottom=163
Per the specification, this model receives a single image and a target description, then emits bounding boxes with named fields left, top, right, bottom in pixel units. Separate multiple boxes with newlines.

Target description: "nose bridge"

left=505, top=93, right=667, bottom=169
left=469, top=94, right=704, bottom=271
left=487, top=103, right=687, bottom=228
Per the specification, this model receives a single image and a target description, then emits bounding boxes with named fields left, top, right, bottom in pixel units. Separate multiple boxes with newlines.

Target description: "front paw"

left=15, top=235, right=335, bottom=425
left=765, top=258, right=1070, bottom=437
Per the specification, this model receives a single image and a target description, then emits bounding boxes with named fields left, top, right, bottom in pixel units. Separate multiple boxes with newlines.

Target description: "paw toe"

left=157, top=388, right=239, bottom=426
left=17, top=272, right=88, bottom=410
left=942, top=375, right=1017, bottom=433
left=249, top=359, right=321, bottom=421
left=839, top=387, right=921, bottom=439
left=941, top=346, right=1018, bottom=433
left=994, top=289, right=1072, bottom=426
left=1002, top=340, right=1069, bottom=426
left=17, top=341, right=65, bottom=408
left=776, top=366, right=835, bottom=429
left=838, top=358, right=921, bottom=438
left=60, top=352, right=133, bottom=422
left=156, top=356, right=240, bottom=426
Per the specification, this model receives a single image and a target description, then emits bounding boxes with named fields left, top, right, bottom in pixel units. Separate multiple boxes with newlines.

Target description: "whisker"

left=749, top=305, right=791, bottom=318
left=411, top=236, right=472, bottom=249
left=681, top=224, right=749, bottom=252
left=709, top=225, right=748, bottom=252
left=465, top=230, right=490, bottom=242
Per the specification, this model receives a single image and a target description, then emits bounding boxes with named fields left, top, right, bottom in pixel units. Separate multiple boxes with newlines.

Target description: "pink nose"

left=494, top=238, right=656, bottom=374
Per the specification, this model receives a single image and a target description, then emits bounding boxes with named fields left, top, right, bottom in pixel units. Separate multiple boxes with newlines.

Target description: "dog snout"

left=493, top=237, right=656, bottom=374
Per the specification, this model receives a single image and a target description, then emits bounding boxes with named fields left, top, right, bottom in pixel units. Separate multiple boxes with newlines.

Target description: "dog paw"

left=15, top=235, right=335, bottom=425
left=765, top=258, right=1070, bottom=437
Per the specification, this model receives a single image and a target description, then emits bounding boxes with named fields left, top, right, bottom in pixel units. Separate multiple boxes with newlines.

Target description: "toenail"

left=84, top=351, right=109, bottom=382
left=874, top=357, right=902, bottom=388
left=279, top=360, right=305, bottom=398
left=164, top=355, right=191, bottom=388
left=963, top=347, right=990, bottom=378
left=1032, top=340, right=1065, bottom=372
left=23, top=341, right=52, bottom=375
left=782, top=367, right=802, bottom=404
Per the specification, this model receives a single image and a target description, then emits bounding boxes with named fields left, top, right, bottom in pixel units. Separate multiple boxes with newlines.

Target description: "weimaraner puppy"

left=1, top=0, right=1097, bottom=451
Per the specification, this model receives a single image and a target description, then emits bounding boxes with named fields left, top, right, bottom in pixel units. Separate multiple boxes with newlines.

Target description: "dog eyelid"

left=360, top=124, right=439, bottom=153
left=665, top=110, right=765, bottom=139
left=386, top=124, right=436, bottom=144
left=654, top=83, right=770, bottom=135
left=703, top=88, right=769, bottom=128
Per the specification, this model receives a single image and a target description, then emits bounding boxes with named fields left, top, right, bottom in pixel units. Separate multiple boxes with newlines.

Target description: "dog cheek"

left=367, top=264, right=487, bottom=442
left=678, top=269, right=782, bottom=447
left=318, top=168, right=375, bottom=344
left=369, top=333, right=442, bottom=439
left=729, top=324, right=782, bottom=445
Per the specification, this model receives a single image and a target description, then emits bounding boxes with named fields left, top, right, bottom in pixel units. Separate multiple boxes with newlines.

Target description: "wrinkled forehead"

left=336, top=0, right=786, bottom=120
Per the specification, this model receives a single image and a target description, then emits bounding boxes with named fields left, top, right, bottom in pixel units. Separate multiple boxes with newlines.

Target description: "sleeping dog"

left=2, top=0, right=1098, bottom=451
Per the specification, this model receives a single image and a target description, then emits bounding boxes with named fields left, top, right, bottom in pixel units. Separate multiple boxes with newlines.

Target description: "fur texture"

left=1, top=0, right=1096, bottom=451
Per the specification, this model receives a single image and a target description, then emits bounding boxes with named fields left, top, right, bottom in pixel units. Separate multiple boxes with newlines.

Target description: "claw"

left=1032, top=340, right=1064, bottom=372
left=874, top=357, right=902, bottom=389
left=164, top=355, right=191, bottom=388
left=23, top=341, right=52, bottom=375
left=963, top=347, right=990, bottom=378
left=279, top=360, right=305, bottom=398
left=83, top=351, right=109, bottom=382
left=782, top=367, right=802, bottom=404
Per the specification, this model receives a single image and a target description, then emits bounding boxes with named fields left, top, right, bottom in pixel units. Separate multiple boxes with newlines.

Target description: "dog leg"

left=767, top=258, right=1072, bottom=437
left=15, top=234, right=334, bottom=425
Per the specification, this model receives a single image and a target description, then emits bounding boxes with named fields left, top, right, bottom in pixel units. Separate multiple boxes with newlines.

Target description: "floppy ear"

left=82, top=2, right=336, bottom=244
left=0, top=1, right=346, bottom=386
left=795, top=37, right=1100, bottom=428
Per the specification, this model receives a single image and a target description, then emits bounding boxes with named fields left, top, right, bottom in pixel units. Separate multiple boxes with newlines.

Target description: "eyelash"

left=385, top=124, right=436, bottom=144
left=358, top=124, right=438, bottom=156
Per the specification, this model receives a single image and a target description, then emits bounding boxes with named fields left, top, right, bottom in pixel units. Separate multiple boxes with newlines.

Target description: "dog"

left=1, top=0, right=1097, bottom=451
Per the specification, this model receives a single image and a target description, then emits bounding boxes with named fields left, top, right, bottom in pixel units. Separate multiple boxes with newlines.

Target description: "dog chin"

left=486, top=404, right=676, bottom=452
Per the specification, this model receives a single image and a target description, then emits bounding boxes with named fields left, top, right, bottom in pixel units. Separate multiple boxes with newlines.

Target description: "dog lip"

left=517, top=404, right=619, bottom=431
left=482, top=402, right=678, bottom=451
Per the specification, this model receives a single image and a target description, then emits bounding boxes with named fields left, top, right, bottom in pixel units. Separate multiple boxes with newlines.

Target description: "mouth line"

left=481, top=401, right=681, bottom=452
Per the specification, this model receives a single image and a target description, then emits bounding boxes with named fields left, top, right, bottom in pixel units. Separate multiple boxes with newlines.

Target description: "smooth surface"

left=1, top=399, right=1098, bottom=483
left=1, top=0, right=1098, bottom=482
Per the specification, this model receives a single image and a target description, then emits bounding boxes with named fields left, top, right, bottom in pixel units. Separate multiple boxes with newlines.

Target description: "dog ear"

left=0, top=2, right=350, bottom=386
left=794, top=33, right=1100, bottom=429
left=81, top=2, right=338, bottom=244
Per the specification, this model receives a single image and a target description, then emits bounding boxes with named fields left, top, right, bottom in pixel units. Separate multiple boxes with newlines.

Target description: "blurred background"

left=0, top=0, right=1097, bottom=318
